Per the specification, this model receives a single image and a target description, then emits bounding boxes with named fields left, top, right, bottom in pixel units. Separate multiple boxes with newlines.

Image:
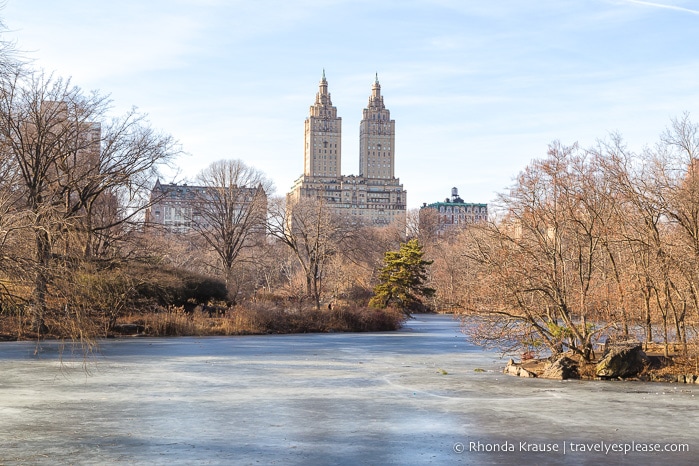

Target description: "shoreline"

left=504, top=348, right=699, bottom=384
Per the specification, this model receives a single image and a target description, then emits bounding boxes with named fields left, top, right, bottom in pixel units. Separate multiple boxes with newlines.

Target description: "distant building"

left=146, top=180, right=266, bottom=234
left=420, top=188, right=488, bottom=235
left=146, top=181, right=207, bottom=233
left=288, top=72, right=407, bottom=227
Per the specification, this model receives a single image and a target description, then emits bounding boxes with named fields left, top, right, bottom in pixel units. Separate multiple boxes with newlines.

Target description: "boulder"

left=504, top=359, right=538, bottom=378
left=596, top=340, right=648, bottom=379
left=518, top=367, right=538, bottom=378
left=541, top=356, right=580, bottom=380
left=504, top=359, right=520, bottom=376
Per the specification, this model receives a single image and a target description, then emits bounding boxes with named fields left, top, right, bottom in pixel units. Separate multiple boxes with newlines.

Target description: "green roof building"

left=420, top=188, right=488, bottom=235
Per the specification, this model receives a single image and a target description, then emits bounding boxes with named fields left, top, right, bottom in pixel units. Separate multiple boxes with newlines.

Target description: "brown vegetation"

left=424, top=115, right=699, bottom=373
left=133, top=303, right=404, bottom=336
left=0, top=302, right=404, bottom=340
left=0, top=249, right=405, bottom=341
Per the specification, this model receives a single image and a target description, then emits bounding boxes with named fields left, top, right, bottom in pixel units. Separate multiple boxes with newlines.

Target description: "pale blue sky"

left=4, top=0, right=699, bottom=208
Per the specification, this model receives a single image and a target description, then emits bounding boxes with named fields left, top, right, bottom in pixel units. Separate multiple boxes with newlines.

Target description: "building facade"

left=146, top=181, right=207, bottom=233
left=420, top=188, right=488, bottom=235
left=146, top=180, right=266, bottom=234
left=289, top=72, right=406, bottom=227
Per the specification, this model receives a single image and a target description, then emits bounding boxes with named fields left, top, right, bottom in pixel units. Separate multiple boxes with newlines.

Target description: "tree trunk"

left=644, top=292, right=652, bottom=345
left=32, top=228, right=51, bottom=335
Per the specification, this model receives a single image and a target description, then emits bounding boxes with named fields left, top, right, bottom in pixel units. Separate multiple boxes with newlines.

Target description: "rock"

left=504, top=359, right=519, bottom=376
left=504, top=359, right=537, bottom=378
left=685, top=374, right=696, bottom=384
left=652, top=374, right=675, bottom=383
left=518, top=367, right=537, bottom=378
left=542, top=356, right=580, bottom=380
left=596, top=340, right=649, bottom=379
left=646, top=355, right=672, bottom=369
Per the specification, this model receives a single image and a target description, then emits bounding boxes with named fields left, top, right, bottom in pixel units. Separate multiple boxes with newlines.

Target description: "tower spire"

left=369, top=73, right=382, bottom=107
left=316, top=69, right=331, bottom=105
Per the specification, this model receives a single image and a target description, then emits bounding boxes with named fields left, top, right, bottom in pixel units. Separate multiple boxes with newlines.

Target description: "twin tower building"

left=288, top=71, right=407, bottom=226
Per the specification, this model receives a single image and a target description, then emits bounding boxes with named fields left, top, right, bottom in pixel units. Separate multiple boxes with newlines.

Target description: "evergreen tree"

left=369, top=239, right=435, bottom=312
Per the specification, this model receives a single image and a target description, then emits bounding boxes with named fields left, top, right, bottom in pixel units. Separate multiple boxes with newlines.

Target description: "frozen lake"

left=0, top=314, right=696, bottom=465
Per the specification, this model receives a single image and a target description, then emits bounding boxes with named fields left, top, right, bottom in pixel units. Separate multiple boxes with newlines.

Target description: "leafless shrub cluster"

left=117, top=302, right=404, bottom=336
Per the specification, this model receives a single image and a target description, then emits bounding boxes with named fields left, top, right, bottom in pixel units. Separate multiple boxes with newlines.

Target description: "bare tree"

left=0, top=139, right=29, bottom=315
left=456, top=142, right=613, bottom=361
left=0, top=70, right=177, bottom=333
left=75, top=108, right=180, bottom=259
left=189, top=159, right=271, bottom=298
left=415, top=206, right=441, bottom=245
left=405, top=208, right=421, bottom=240
left=326, top=223, right=403, bottom=305
left=428, top=231, right=472, bottom=312
left=267, top=196, right=354, bottom=309
left=414, top=116, right=699, bottom=360
left=641, top=114, right=699, bottom=354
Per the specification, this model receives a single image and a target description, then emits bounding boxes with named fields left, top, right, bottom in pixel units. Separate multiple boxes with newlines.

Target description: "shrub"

left=115, top=303, right=405, bottom=337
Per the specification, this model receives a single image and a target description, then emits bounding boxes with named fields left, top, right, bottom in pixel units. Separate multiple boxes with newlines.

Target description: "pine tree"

left=369, top=239, right=435, bottom=312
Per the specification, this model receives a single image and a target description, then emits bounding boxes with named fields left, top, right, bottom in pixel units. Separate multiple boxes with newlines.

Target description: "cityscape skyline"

left=4, top=0, right=699, bottom=209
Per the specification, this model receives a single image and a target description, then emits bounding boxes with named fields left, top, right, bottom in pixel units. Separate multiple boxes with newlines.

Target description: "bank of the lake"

left=503, top=343, right=699, bottom=384
left=0, top=304, right=405, bottom=341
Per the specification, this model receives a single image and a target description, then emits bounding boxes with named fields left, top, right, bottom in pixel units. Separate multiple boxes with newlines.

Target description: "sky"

left=3, top=0, right=699, bottom=209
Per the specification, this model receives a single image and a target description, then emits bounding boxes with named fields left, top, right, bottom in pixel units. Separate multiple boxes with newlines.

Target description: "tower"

left=359, top=74, right=395, bottom=179
left=290, top=72, right=406, bottom=229
left=304, top=70, right=342, bottom=178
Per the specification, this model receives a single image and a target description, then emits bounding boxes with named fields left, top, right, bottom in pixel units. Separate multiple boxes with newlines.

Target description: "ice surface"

left=0, top=314, right=695, bottom=465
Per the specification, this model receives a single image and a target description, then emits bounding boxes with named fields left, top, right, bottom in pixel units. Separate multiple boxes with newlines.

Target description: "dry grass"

left=0, top=302, right=405, bottom=340
left=121, top=303, right=405, bottom=337
left=0, top=303, right=405, bottom=340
